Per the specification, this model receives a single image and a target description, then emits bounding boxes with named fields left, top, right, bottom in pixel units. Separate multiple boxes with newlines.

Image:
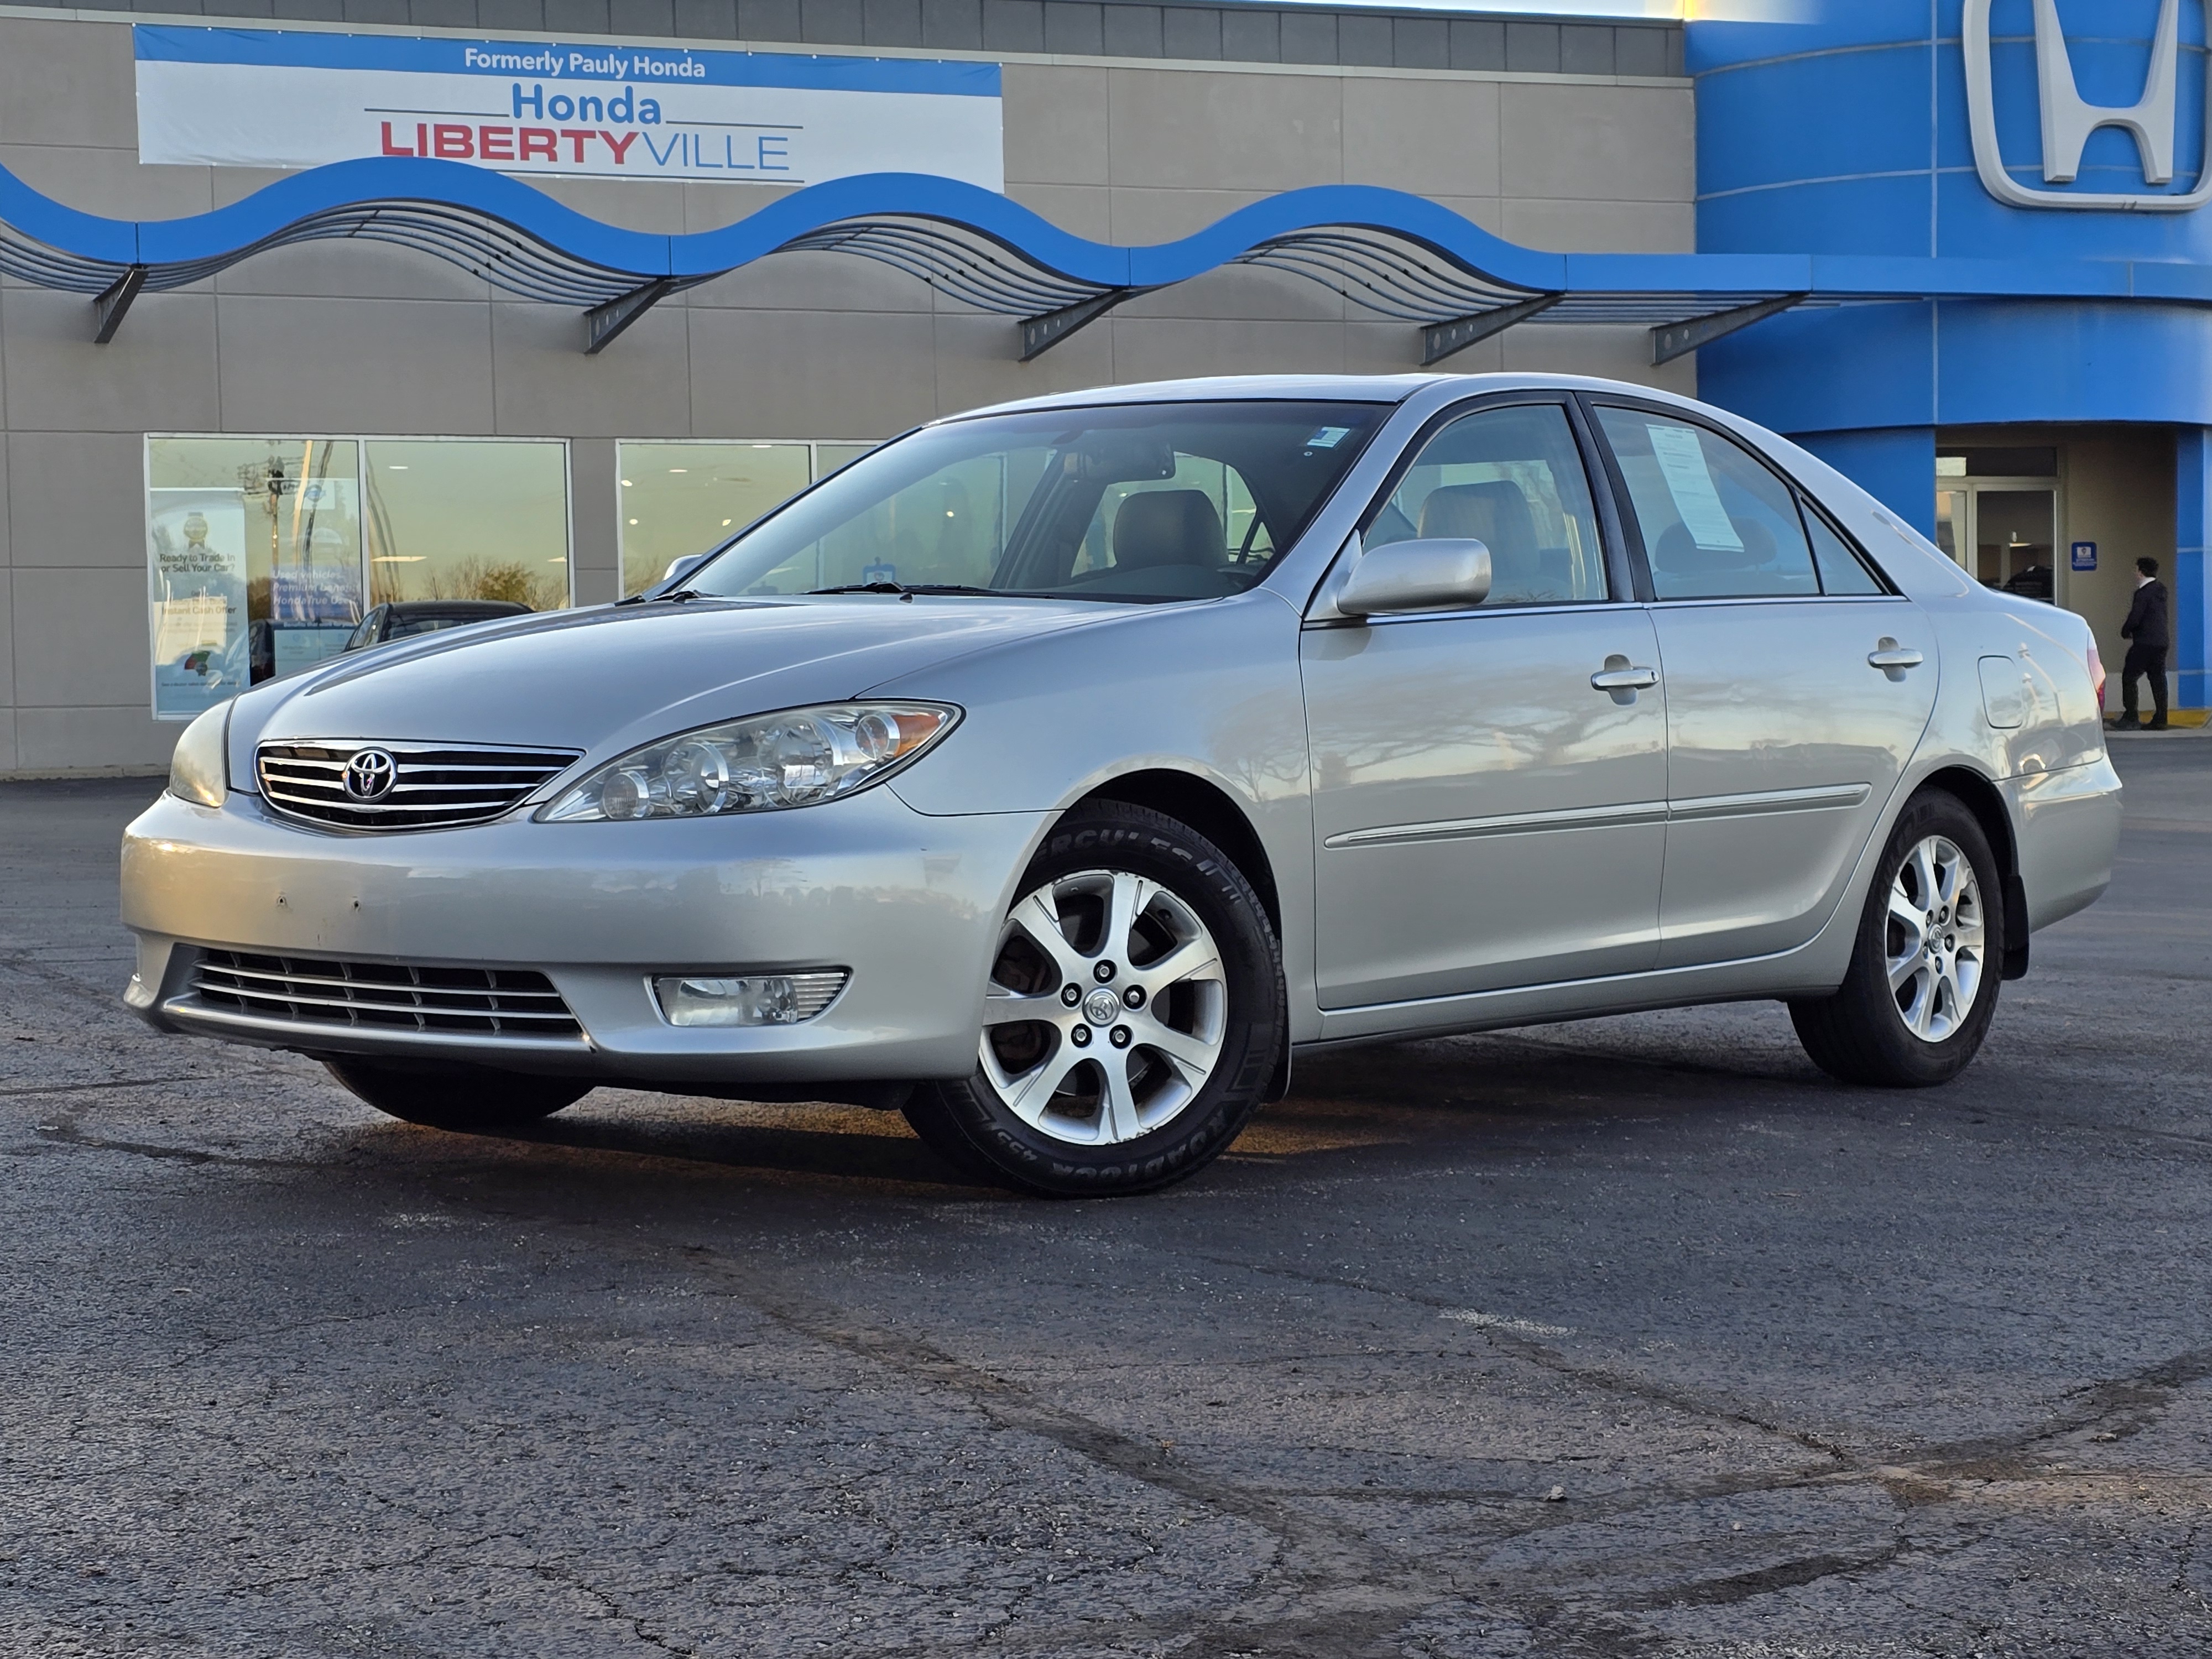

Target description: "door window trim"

left=1575, top=394, right=1901, bottom=602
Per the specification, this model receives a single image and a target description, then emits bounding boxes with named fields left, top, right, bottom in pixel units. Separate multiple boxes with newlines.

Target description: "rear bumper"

left=2004, top=755, right=2123, bottom=933
left=121, top=788, right=1050, bottom=1083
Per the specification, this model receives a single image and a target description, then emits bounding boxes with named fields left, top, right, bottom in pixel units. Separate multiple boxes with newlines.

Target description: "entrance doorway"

left=1934, top=462, right=2060, bottom=604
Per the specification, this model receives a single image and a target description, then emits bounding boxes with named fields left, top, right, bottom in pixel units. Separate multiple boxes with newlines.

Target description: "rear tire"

left=1790, top=789, right=2004, bottom=1088
left=325, top=1058, right=592, bottom=1131
left=904, top=801, right=1285, bottom=1197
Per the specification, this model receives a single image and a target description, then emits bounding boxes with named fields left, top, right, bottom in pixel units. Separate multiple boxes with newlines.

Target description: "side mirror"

left=1337, top=539, right=1493, bottom=617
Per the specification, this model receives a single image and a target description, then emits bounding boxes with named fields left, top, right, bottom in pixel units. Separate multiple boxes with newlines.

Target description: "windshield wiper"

left=615, top=586, right=712, bottom=607
left=808, top=580, right=915, bottom=596
left=808, top=582, right=1016, bottom=598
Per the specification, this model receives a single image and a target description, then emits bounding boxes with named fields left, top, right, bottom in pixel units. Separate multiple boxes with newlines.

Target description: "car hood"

left=234, top=596, right=1109, bottom=774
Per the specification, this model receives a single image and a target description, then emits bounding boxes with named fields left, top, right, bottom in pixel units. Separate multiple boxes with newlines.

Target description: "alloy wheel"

left=979, top=869, right=1228, bottom=1146
left=1885, top=834, right=1985, bottom=1044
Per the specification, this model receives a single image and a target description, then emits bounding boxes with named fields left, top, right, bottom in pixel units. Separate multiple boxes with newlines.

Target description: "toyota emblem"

left=343, top=748, right=398, bottom=801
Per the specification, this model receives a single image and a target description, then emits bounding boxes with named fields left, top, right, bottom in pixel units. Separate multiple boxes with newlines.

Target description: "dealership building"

left=0, top=0, right=2203, bottom=773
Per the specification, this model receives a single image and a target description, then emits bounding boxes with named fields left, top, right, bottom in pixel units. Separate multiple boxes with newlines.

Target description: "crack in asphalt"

left=18, top=1105, right=2211, bottom=1654
left=393, top=1180, right=2211, bottom=1658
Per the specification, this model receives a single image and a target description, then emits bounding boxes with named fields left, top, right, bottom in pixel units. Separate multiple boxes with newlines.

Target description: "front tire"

left=904, top=801, right=1285, bottom=1197
left=325, top=1058, right=592, bottom=1131
left=1790, top=789, right=2004, bottom=1087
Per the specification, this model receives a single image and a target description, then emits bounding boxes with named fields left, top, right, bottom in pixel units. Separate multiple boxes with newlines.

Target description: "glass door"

left=1929, top=477, right=2061, bottom=606
left=1974, top=489, right=2057, bottom=601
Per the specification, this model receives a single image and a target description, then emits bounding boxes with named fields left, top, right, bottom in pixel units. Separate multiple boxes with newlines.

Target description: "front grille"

left=191, top=951, right=584, bottom=1039
left=257, top=740, right=579, bottom=832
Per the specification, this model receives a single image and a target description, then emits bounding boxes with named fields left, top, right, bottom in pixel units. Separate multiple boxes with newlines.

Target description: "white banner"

left=134, top=26, right=1004, bottom=189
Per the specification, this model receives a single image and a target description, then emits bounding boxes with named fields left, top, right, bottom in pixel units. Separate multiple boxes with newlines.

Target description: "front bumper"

left=121, top=788, right=1051, bottom=1084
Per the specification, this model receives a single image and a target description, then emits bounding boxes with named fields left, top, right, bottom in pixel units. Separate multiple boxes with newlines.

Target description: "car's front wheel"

left=1790, top=789, right=2005, bottom=1087
left=904, top=801, right=1285, bottom=1196
left=325, top=1058, right=592, bottom=1131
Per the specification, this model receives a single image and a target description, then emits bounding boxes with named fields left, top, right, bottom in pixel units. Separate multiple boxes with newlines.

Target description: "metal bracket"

left=1421, top=294, right=1562, bottom=366
left=92, top=265, right=147, bottom=344
left=1650, top=294, right=1806, bottom=366
left=585, top=276, right=677, bottom=355
left=1020, top=290, right=1136, bottom=361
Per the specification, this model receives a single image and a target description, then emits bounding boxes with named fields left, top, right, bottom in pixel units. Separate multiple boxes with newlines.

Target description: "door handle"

left=1592, top=659, right=1659, bottom=706
left=1868, top=637, right=1924, bottom=677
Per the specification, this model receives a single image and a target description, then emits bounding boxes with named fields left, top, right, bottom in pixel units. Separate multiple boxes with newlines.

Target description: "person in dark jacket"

left=2116, top=556, right=2171, bottom=730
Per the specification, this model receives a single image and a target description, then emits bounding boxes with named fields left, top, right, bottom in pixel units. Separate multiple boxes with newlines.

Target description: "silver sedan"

left=123, top=375, right=2122, bottom=1196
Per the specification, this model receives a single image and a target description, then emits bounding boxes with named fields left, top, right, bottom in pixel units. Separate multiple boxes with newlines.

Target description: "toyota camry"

left=121, top=374, right=2122, bottom=1196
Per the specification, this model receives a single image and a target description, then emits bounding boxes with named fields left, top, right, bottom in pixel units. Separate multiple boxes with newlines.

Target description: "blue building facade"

left=1692, top=0, right=2211, bottom=709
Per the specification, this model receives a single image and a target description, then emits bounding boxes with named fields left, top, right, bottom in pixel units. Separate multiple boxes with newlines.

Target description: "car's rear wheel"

left=904, top=801, right=1284, bottom=1196
left=1790, top=789, right=2004, bottom=1087
left=324, top=1058, right=592, bottom=1131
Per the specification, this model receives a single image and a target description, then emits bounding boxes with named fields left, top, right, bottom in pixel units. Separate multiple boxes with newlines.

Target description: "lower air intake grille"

left=258, top=740, right=580, bottom=832
left=192, top=952, right=583, bottom=1039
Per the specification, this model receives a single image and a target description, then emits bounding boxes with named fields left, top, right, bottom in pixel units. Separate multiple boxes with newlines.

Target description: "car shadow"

left=337, top=1016, right=1835, bottom=1199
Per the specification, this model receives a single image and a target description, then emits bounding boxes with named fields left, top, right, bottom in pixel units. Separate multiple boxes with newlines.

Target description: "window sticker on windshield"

left=1305, top=426, right=1353, bottom=449
left=1646, top=423, right=1744, bottom=552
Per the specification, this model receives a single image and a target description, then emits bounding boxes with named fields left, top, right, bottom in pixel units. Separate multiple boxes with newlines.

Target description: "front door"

left=1592, top=403, right=1938, bottom=968
left=1303, top=400, right=1668, bottom=1009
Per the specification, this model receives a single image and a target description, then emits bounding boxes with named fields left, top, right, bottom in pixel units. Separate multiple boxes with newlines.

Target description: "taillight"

left=2086, top=638, right=2107, bottom=711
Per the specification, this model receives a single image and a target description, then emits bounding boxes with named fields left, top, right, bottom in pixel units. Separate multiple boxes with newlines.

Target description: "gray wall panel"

left=920, top=0, right=981, bottom=49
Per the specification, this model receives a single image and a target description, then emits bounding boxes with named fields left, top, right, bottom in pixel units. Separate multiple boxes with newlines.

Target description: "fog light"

left=653, top=971, right=848, bottom=1027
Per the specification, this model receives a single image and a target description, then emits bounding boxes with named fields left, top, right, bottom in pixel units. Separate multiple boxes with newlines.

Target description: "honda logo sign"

left=1964, top=0, right=2212, bottom=211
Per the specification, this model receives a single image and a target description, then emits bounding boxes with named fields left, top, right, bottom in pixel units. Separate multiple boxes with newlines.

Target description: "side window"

left=1367, top=403, right=1606, bottom=606
left=1595, top=408, right=1820, bottom=601
left=1801, top=499, right=1886, bottom=594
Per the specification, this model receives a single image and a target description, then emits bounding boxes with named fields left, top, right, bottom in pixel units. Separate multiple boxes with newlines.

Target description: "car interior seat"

left=1113, top=489, right=1226, bottom=570
left=1652, top=517, right=1770, bottom=576
left=1418, top=481, right=1550, bottom=602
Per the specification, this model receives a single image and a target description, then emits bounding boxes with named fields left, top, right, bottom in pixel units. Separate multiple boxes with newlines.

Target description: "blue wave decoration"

left=5, top=156, right=2210, bottom=346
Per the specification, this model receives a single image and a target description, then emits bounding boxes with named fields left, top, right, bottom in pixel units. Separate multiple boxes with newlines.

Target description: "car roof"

left=937, top=372, right=1707, bottom=423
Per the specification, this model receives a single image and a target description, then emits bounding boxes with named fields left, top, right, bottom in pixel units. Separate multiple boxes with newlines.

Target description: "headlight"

left=540, top=702, right=958, bottom=822
left=167, top=701, right=232, bottom=807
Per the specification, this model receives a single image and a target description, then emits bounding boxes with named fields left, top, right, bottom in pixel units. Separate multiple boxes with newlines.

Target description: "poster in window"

left=148, top=491, right=249, bottom=719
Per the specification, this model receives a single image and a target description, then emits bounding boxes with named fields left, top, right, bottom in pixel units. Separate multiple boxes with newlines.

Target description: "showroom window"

left=619, top=440, right=874, bottom=597
left=364, top=440, right=571, bottom=611
left=146, top=436, right=571, bottom=719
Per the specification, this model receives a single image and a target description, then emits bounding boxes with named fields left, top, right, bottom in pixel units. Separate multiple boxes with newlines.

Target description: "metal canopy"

left=3, top=159, right=2206, bottom=364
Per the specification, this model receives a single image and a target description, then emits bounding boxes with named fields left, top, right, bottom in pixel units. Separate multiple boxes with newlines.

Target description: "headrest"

left=1418, top=481, right=1537, bottom=556
left=1653, top=517, right=1770, bottom=573
left=1113, top=489, right=1224, bottom=570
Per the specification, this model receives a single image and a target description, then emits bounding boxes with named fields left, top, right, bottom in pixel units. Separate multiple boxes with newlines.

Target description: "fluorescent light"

left=371, top=555, right=425, bottom=563
left=669, top=467, right=687, bottom=473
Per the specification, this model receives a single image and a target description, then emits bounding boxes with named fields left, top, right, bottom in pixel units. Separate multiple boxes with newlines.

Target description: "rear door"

left=1589, top=401, right=1936, bottom=968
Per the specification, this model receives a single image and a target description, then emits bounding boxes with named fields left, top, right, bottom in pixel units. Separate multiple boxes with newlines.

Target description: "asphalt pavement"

left=2, top=740, right=2208, bottom=1657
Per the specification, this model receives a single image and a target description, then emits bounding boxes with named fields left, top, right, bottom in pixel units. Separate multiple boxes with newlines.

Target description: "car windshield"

left=680, top=400, right=1389, bottom=603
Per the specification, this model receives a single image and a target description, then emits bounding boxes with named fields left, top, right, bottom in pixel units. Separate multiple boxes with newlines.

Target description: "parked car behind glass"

left=343, top=601, right=531, bottom=651
left=125, top=375, right=2121, bottom=1197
